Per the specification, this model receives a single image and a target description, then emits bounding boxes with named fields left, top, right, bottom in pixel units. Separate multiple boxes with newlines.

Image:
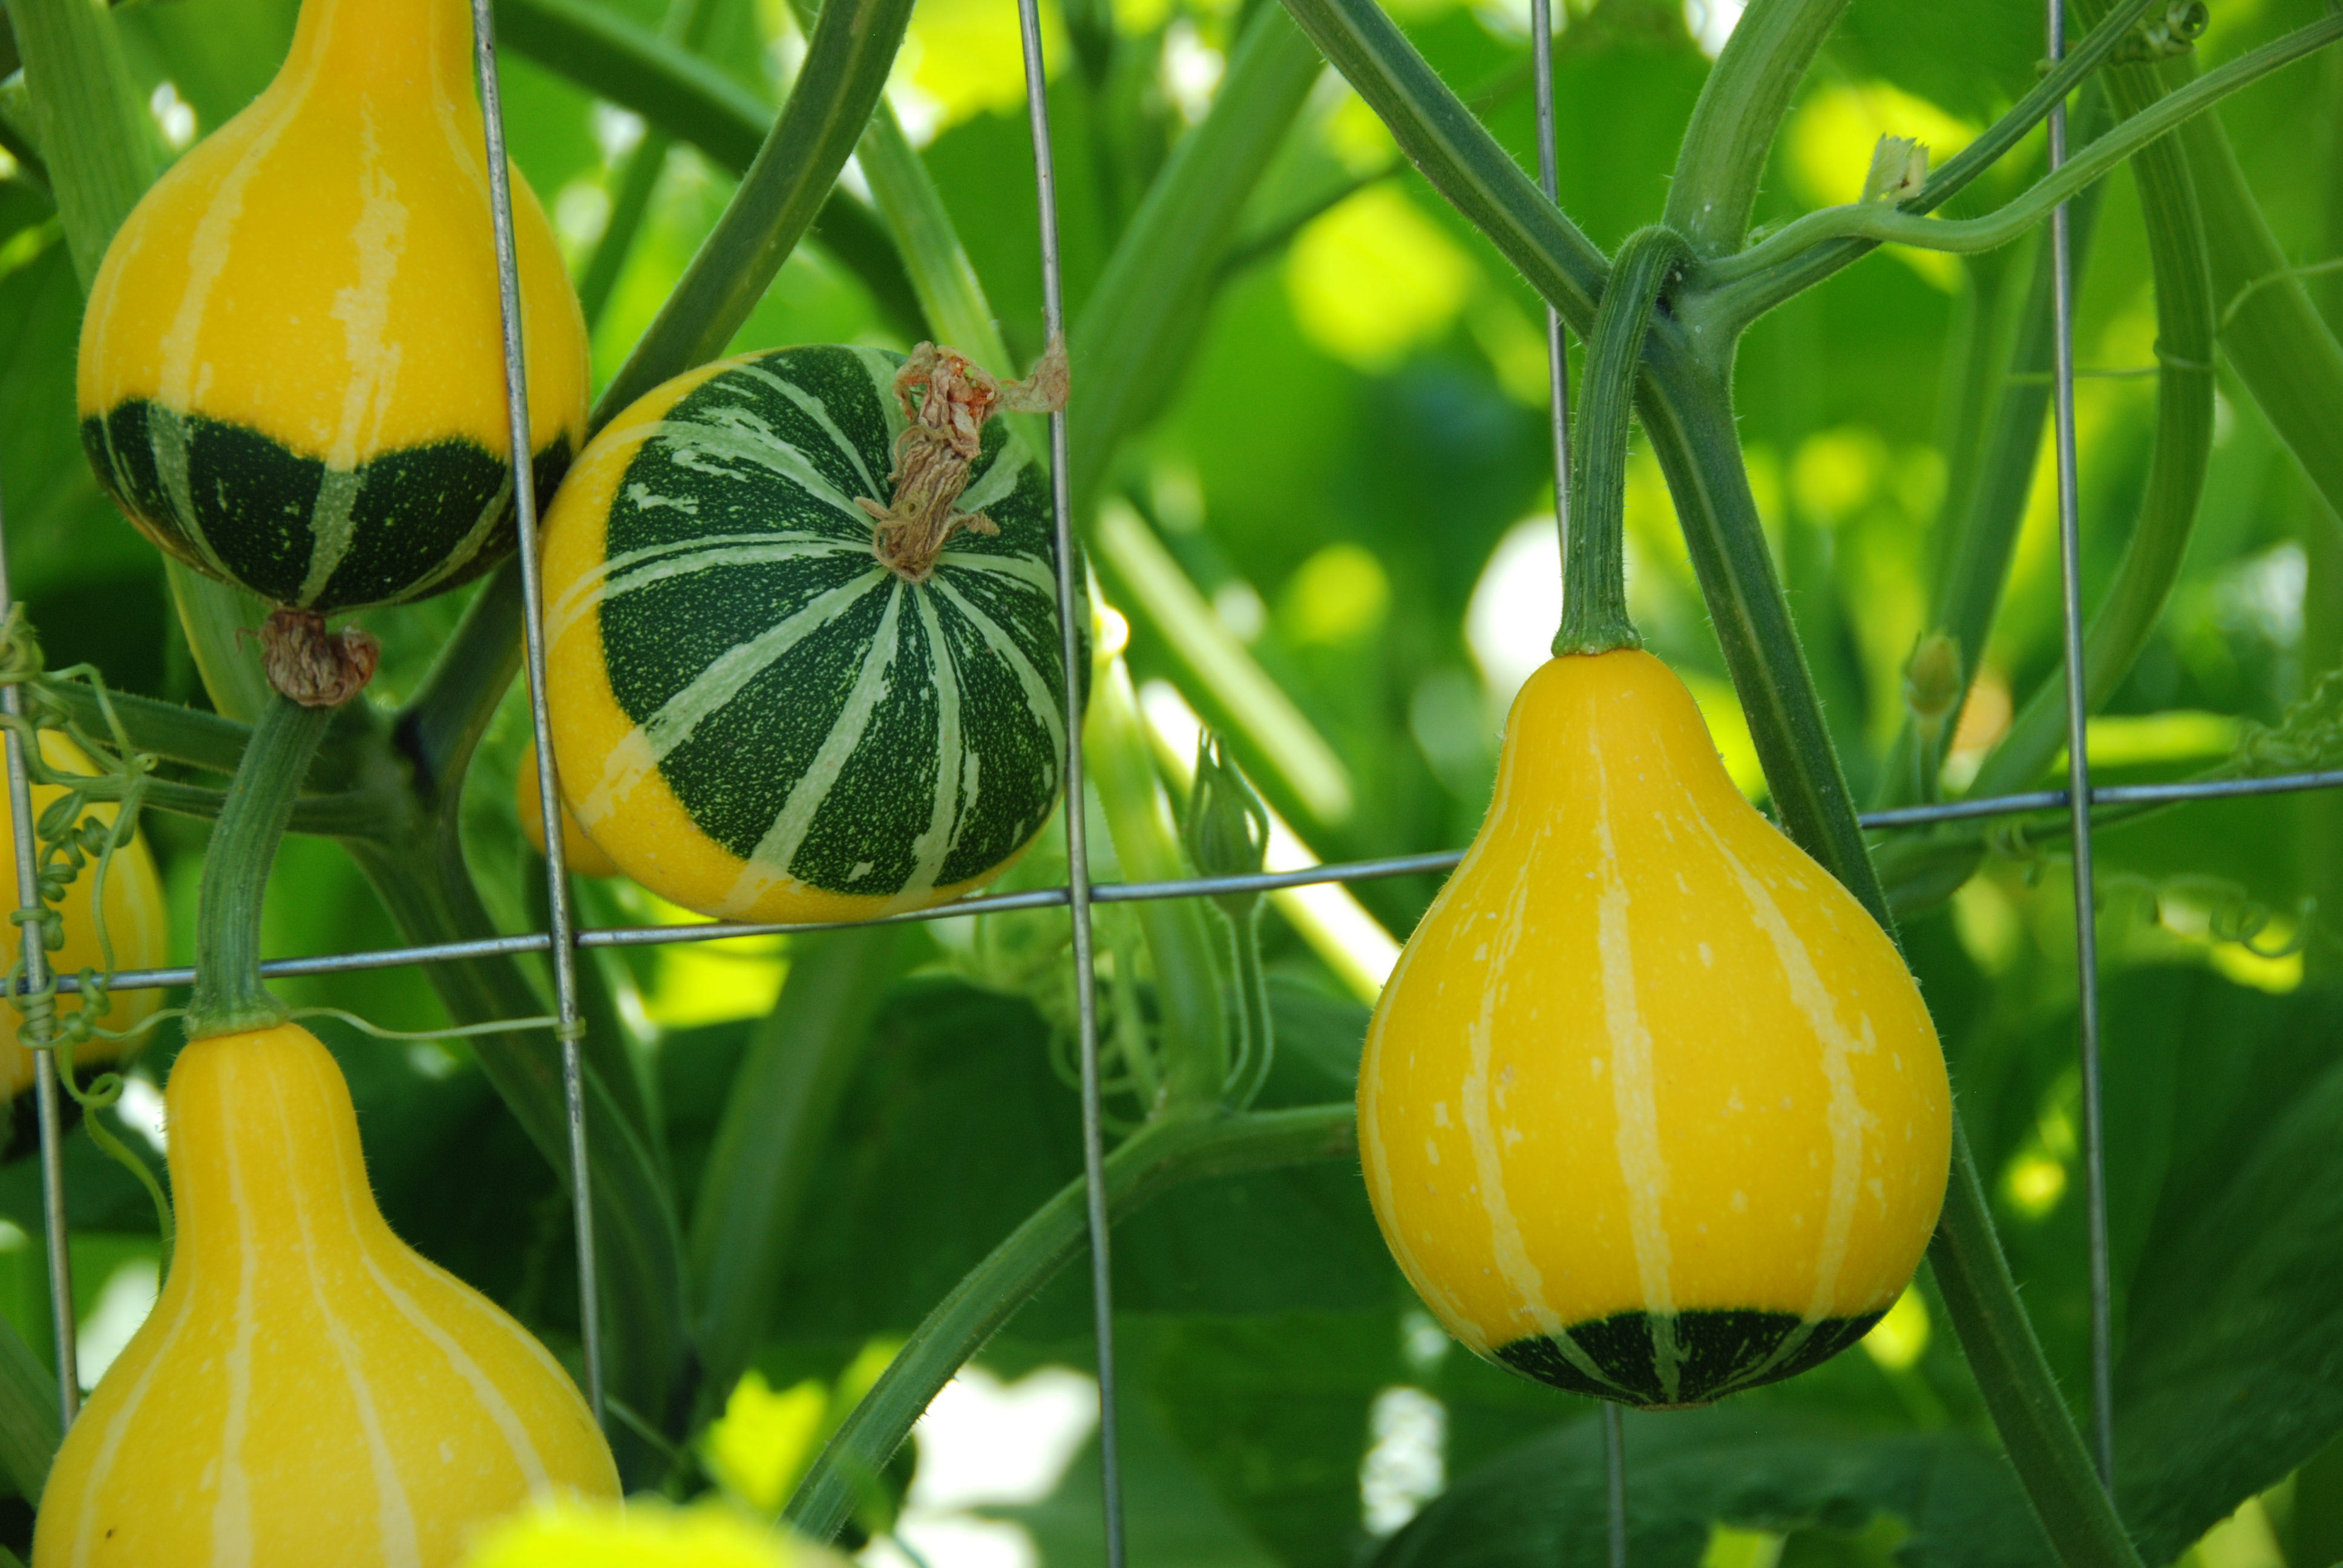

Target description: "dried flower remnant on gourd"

left=857, top=337, right=1070, bottom=582
left=260, top=608, right=380, bottom=707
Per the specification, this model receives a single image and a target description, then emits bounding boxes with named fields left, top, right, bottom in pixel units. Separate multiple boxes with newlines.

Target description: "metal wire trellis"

left=2047, top=0, right=2119, bottom=1497
left=470, top=0, right=607, bottom=1427
left=0, top=0, right=2263, bottom=1548
left=1009, top=8, right=1130, bottom=1561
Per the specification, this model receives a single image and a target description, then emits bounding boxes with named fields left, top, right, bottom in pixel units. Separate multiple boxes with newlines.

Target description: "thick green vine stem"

left=1554, top=226, right=1689, bottom=658
left=184, top=695, right=335, bottom=1039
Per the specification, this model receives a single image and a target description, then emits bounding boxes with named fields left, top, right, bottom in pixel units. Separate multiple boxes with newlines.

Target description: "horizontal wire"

left=35, top=766, right=2343, bottom=997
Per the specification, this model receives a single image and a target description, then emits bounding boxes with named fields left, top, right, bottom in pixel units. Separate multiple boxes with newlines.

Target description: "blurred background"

left=2, top=0, right=2341, bottom=1560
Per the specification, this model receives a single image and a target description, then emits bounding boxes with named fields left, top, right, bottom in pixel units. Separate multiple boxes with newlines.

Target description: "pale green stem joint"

left=185, top=696, right=335, bottom=1040
left=1554, top=225, right=1690, bottom=659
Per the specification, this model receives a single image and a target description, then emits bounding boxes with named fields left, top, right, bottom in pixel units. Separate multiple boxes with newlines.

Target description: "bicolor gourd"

left=516, top=742, right=620, bottom=879
left=76, top=0, right=587, bottom=614
left=34, top=1023, right=618, bottom=1566
left=0, top=733, right=166, bottom=1099
left=538, top=342, right=1081, bottom=924
left=1358, top=650, right=1951, bottom=1405
left=1358, top=227, right=1951, bottom=1407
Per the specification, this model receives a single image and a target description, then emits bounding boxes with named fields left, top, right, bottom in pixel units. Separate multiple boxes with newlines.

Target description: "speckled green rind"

left=1497, top=1308, right=1886, bottom=1406
left=80, top=401, right=569, bottom=612
left=594, top=344, right=1084, bottom=903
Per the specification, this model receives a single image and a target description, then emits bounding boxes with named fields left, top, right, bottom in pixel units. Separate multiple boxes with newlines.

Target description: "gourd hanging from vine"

left=42, top=0, right=616, bottom=1506
left=1357, top=229, right=1952, bottom=1407
left=537, top=339, right=1079, bottom=924
left=33, top=1023, right=619, bottom=1566
left=74, top=0, right=588, bottom=621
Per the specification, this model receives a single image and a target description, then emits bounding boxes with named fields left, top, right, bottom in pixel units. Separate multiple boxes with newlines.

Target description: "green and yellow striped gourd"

left=76, top=0, right=587, bottom=613
left=540, top=345, right=1083, bottom=924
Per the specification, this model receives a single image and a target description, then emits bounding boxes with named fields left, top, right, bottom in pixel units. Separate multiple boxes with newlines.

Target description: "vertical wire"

left=2045, top=0, right=2115, bottom=1491
left=1011, top=9, right=1124, bottom=1564
left=1530, top=2, right=1622, bottom=1559
left=0, top=485, right=78, bottom=1423
left=468, top=0, right=604, bottom=1426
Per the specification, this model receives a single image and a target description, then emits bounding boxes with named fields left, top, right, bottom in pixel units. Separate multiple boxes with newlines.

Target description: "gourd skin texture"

left=74, top=0, right=587, bottom=613
left=539, top=345, right=1081, bottom=924
left=1360, top=651, right=1951, bottom=1408
left=515, top=743, right=620, bottom=879
left=0, top=734, right=166, bottom=1097
left=34, top=1024, right=617, bottom=1566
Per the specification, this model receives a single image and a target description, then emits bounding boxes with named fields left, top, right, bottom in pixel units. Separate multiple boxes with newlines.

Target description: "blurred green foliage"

left=2, top=0, right=2342, bottom=1560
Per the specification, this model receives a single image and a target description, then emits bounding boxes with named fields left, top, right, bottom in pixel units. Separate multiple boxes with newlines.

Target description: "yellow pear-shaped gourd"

left=76, top=0, right=587, bottom=614
left=34, top=1023, right=617, bottom=1565
left=0, top=733, right=168, bottom=1098
left=1360, top=650, right=1951, bottom=1408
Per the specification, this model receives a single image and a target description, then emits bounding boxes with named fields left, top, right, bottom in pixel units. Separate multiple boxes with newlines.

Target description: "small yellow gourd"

left=515, top=743, right=620, bottom=879
left=1359, top=650, right=1951, bottom=1406
left=76, top=0, right=587, bottom=614
left=34, top=1023, right=617, bottom=1565
left=0, top=733, right=167, bottom=1098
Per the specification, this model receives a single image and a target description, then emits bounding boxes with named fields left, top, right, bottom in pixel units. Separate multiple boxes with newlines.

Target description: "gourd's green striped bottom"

left=1496, top=1308, right=1886, bottom=1407
left=547, top=344, right=1083, bottom=920
left=82, top=400, right=568, bottom=612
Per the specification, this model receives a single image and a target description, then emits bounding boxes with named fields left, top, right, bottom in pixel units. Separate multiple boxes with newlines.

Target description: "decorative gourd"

left=75, top=0, right=587, bottom=614
left=1358, top=650, right=1951, bottom=1406
left=0, top=733, right=167, bottom=1098
left=33, top=1022, right=617, bottom=1566
left=516, top=742, right=620, bottom=878
left=539, top=342, right=1081, bottom=924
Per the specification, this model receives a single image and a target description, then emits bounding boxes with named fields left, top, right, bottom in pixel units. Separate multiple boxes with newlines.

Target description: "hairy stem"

left=1663, top=0, right=1849, bottom=257
left=1967, top=39, right=2216, bottom=803
left=1556, top=226, right=1687, bottom=656
left=1707, top=16, right=2343, bottom=286
left=1932, top=1123, right=2145, bottom=1566
left=592, top=0, right=914, bottom=424
left=185, top=697, right=334, bottom=1038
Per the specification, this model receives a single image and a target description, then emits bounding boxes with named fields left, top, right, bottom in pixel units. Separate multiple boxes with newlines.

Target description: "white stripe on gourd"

left=575, top=568, right=890, bottom=829
left=723, top=583, right=908, bottom=915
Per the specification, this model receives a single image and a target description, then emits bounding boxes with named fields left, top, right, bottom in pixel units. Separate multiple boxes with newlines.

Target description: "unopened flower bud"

left=1184, top=732, right=1270, bottom=911
left=1905, top=632, right=1964, bottom=736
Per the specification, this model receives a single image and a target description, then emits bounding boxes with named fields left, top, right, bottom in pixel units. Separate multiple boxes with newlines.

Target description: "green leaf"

left=1368, top=1409, right=2050, bottom=1568
left=985, top=1369, right=1283, bottom=1567
left=2097, top=972, right=2343, bottom=1561
left=0, top=1290, right=57, bottom=1499
left=689, top=926, right=902, bottom=1414
left=1139, top=1312, right=1400, bottom=1568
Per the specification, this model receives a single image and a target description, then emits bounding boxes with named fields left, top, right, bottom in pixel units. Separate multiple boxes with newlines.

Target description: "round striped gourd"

left=34, top=1023, right=617, bottom=1566
left=539, top=345, right=1083, bottom=924
left=0, top=733, right=167, bottom=1099
left=1360, top=650, right=1951, bottom=1407
left=75, top=0, right=587, bottom=613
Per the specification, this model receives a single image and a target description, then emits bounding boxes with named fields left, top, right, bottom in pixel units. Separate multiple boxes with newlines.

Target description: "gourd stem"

left=185, top=696, right=334, bottom=1039
left=1555, top=226, right=1689, bottom=658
